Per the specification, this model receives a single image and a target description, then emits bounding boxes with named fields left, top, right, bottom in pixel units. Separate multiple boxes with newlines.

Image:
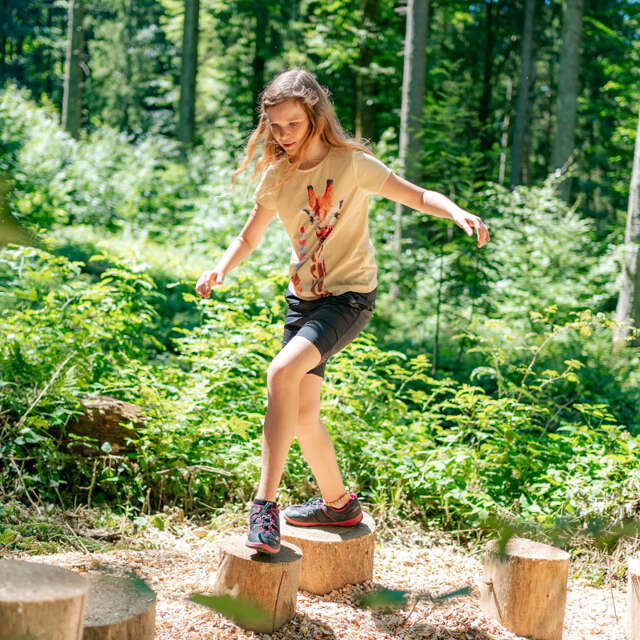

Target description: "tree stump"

left=211, top=536, right=302, bottom=633
left=628, top=557, right=640, bottom=640
left=280, top=511, right=375, bottom=594
left=0, top=558, right=88, bottom=640
left=83, top=573, right=156, bottom=640
left=65, top=394, right=145, bottom=455
left=478, top=537, right=570, bottom=640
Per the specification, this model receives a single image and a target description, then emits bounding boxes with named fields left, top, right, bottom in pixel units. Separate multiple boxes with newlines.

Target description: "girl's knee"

left=267, top=358, right=302, bottom=393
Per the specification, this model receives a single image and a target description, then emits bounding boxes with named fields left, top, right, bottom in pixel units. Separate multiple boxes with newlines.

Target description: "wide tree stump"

left=211, top=536, right=302, bottom=633
left=479, top=537, right=570, bottom=640
left=280, top=511, right=375, bottom=594
left=83, top=573, right=156, bottom=640
left=0, top=558, right=88, bottom=640
left=628, top=557, right=640, bottom=640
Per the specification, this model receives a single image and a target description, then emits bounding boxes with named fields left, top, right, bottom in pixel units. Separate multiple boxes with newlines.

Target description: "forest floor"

left=4, top=503, right=637, bottom=640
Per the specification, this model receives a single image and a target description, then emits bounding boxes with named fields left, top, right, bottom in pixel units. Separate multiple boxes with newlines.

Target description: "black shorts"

left=282, top=287, right=377, bottom=378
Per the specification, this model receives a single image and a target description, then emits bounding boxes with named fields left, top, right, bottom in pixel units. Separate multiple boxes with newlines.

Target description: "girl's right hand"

left=195, top=268, right=225, bottom=298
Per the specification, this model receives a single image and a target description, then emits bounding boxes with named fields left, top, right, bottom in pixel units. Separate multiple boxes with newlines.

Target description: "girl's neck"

left=297, top=137, right=330, bottom=170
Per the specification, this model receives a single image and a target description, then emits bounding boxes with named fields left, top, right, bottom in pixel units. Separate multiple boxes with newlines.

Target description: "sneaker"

left=246, top=499, right=280, bottom=554
left=283, top=493, right=363, bottom=527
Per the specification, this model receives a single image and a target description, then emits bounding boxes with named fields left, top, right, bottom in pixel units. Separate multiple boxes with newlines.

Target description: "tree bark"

left=212, top=536, right=302, bottom=633
left=551, top=0, right=584, bottom=201
left=83, top=573, right=156, bottom=640
left=251, top=0, right=268, bottom=128
left=510, top=0, right=536, bottom=188
left=498, top=77, right=512, bottom=185
left=614, top=107, right=640, bottom=351
left=479, top=537, right=570, bottom=640
left=478, top=0, right=496, bottom=157
left=355, top=0, right=380, bottom=141
left=62, top=0, right=84, bottom=139
left=390, top=0, right=429, bottom=300
left=280, top=511, right=375, bottom=594
left=177, top=0, right=200, bottom=146
left=0, top=559, right=88, bottom=640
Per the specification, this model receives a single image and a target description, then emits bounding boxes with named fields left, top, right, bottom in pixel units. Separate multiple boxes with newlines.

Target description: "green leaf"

left=358, top=587, right=410, bottom=610
left=190, top=593, right=271, bottom=627
left=101, top=441, right=113, bottom=454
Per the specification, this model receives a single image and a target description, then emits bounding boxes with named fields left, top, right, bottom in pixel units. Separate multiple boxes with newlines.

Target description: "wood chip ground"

left=12, top=516, right=631, bottom=640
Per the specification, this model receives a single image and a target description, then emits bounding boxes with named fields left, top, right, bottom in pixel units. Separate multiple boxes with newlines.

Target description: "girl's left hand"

left=450, top=207, right=490, bottom=248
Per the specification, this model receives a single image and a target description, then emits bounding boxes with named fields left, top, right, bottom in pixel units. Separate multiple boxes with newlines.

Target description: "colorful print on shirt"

left=292, top=179, right=344, bottom=297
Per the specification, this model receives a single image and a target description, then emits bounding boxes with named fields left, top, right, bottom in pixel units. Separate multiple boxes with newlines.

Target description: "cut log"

left=479, top=537, right=570, bottom=640
left=280, top=511, right=375, bottom=594
left=628, top=557, right=640, bottom=640
left=0, top=558, right=88, bottom=640
left=83, top=573, right=156, bottom=640
left=65, top=394, right=145, bottom=454
left=210, top=536, right=302, bottom=633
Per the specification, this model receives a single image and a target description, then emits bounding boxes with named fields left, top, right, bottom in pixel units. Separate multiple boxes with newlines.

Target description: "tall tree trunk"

left=613, top=107, right=640, bottom=351
left=478, top=0, right=495, bottom=157
left=390, top=0, right=429, bottom=301
left=499, top=77, right=512, bottom=185
left=177, top=0, right=200, bottom=146
left=355, top=0, right=380, bottom=141
left=62, top=0, right=84, bottom=139
left=551, top=0, right=583, bottom=201
left=121, top=0, right=133, bottom=132
left=252, top=0, right=268, bottom=128
left=510, top=0, right=535, bottom=188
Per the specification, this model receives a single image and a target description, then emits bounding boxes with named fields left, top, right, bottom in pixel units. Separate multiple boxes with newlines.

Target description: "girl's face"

left=266, top=99, right=312, bottom=157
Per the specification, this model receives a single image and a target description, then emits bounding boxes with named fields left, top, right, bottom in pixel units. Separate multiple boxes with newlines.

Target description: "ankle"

left=324, top=491, right=350, bottom=509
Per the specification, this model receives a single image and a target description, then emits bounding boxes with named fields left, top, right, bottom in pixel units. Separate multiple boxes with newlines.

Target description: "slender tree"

left=510, top=0, right=536, bottom=188
left=252, top=0, right=268, bottom=127
left=613, top=107, right=640, bottom=351
left=390, top=0, right=429, bottom=300
left=477, top=0, right=496, bottom=158
left=177, top=0, right=200, bottom=146
left=551, top=0, right=584, bottom=201
left=355, top=0, right=380, bottom=141
left=499, top=77, right=512, bottom=185
left=62, top=0, right=84, bottom=139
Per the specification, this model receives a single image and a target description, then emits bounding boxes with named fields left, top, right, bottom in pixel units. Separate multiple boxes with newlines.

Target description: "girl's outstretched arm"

left=377, top=173, right=490, bottom=248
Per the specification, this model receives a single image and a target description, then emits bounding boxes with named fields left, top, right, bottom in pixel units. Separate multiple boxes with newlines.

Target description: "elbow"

left=237, top=234, right=258, bottom=252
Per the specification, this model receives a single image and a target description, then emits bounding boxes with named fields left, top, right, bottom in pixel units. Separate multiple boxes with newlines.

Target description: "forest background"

left=1, top=0, right=640, bottom=553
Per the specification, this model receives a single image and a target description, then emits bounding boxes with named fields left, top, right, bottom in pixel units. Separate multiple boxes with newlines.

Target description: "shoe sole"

left=283, top=512, right=363, bottom=527
left=245, top=539, right=280, bottom=554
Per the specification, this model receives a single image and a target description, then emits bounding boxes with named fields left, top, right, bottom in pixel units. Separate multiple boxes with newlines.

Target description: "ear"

left=307, top=185, right=318, bottom=208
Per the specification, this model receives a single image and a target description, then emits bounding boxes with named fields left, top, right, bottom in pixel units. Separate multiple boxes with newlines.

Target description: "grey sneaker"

left=246, top=499, right=280, bottom=553
left=283, top=493, right=363, bottom=527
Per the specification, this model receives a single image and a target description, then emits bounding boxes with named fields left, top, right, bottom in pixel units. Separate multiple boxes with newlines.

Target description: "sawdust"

left=10, top=511, right=633, bottom=640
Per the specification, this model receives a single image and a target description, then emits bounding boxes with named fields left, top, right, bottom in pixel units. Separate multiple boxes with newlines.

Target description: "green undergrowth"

left=2, top=84, right=640, bottom=552
left=2, top=244, right=640, bottom=545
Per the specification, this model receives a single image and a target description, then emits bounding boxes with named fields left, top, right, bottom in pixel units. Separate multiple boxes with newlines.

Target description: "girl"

left=196, top=69, right=489, bottom=554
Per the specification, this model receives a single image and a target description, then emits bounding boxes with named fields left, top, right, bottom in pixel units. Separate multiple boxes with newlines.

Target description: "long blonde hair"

left=234, top=69, right=373, bottom=190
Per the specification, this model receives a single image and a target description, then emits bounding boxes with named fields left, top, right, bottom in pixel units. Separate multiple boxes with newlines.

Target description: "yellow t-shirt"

left=253, top=147, right=392, bottom=300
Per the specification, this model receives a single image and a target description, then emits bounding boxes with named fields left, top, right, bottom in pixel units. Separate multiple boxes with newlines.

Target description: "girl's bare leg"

left=256, top=336, right=322, bottom=502
left=294, top=373, right=350, bottom=508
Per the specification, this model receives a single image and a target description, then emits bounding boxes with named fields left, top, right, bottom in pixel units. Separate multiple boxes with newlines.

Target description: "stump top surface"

left=490, top=536, right=570, bottom=561
left=219, top=536, right=303, bottom=564
left=0, top=559, right=88, bottom=601
left=280, top=511, right=375, bottom=543
left=84, top=573, right=156, bottom=627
